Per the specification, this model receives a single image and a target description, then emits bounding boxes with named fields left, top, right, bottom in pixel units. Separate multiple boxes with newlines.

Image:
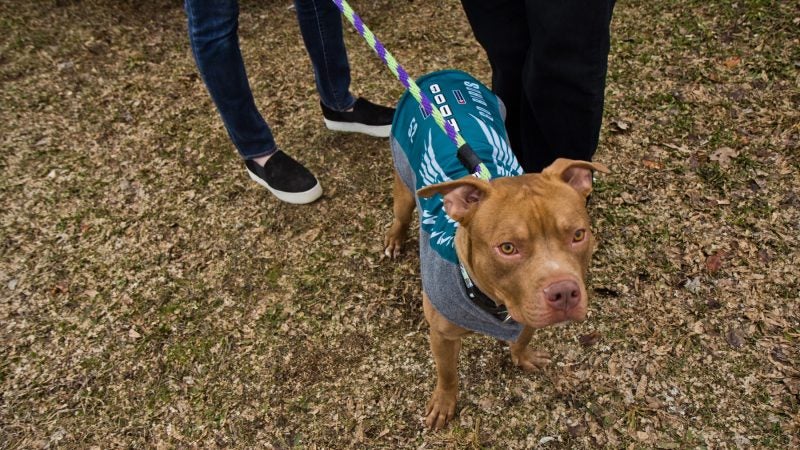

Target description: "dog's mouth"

left=507, top=300, right=587, bottom=328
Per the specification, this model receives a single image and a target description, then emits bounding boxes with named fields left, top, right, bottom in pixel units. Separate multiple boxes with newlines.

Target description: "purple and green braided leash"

left=332, top=0, right=491, bottom=181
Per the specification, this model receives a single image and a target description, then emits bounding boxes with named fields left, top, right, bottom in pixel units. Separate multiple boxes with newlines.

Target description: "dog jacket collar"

left=458, top=263, right=514, bottom=324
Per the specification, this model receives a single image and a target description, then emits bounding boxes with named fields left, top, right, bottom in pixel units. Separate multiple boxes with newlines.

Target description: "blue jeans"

left=185, top=0, right=356, bottom=159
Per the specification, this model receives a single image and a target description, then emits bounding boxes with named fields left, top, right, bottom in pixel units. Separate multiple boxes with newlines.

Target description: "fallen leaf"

left=635, top=375, right=648, bottom=399
left=703, top=69, right=720, bottom=82
left=645, top=396, right=664, bottom=409
left=478, top=396, right=498, bottom=411
left=49, top=429, right=67, bottom=445
left=725, top=327, right=745, bottom=348
left=579, top=331, right=601, bottom=347
left=608, top=359, right=618, bottom=376
left=710, top=147, right=739, bottom=167
left=770, top=347, right=789, bottom=364
left=354, top=423, right=365, bottom=442
left=621, top=192, right=636, bottom=204
left=748, top=178, right=765, bottom=191
left=784, top=378, right=800, bottom=395
left=51, top=281, right=69, bottom=295
left=664, top=142, right=690, bottom=153
left=723, top=56, right=741, bottom=69
left=611, top=119, right=630, bottom=132
left=642, top=158, right=664, bottom=169
left=567, top=422, right=587, bottom=438
left=300, top=227, right=321, bottom=243
left=705, top=252, right=725, bottom=273
left=684, top=277, right=702, bottom=294
left=539, top=436, right=556, bottom=445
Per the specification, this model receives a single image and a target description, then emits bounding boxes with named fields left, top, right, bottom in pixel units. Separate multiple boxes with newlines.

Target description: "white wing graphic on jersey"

left=419, top=129, right=457, bottom=240
left=421, top=209, right=436, bottom=225
left=420, top=129, right=451, bottom=186
left=430, top=230, right=455, bottom=247
left=470, top=114, right=523, bottom=177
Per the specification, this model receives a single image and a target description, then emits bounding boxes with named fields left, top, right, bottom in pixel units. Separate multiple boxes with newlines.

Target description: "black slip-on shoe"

left=245, top=151, right=322, bottom=204
left=321, top=97, right=395, bottom=138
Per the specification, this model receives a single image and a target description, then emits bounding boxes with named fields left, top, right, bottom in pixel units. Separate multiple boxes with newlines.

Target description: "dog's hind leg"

left=384, top=169, right=415, bottom=258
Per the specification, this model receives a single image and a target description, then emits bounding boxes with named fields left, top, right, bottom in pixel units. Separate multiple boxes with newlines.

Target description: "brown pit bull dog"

left=384, top=70, right=609, bottom=429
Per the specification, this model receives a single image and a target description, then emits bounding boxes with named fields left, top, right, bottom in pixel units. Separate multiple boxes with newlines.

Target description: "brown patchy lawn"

left=1, top=0, right=798, bottom=448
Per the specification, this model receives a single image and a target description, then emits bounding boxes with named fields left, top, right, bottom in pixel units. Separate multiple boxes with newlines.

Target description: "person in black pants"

left=459, top=0, right=616, bottom=173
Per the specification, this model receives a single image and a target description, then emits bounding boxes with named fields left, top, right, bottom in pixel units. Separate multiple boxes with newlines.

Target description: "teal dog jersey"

left=390, top=70, right=523, bottom=263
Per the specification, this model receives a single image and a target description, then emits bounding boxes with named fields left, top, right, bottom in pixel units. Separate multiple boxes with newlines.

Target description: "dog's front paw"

left=425, top=388, right=457, bottom=430
left=511, top=347, right=551, bottom=373
left=383, top=222, right=407, bottom=259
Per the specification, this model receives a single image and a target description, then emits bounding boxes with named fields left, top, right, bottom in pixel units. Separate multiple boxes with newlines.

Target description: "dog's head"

left=418, top=158, right=609, bottom=328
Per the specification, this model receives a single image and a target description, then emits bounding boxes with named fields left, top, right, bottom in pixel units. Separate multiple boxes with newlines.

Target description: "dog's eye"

left=573, top=229, right=586, bottom=242
left=499, top=242, right=517, bottom=255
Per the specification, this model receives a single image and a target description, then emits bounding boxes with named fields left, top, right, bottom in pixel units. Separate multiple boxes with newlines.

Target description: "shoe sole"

left=246, top=168, right=323, bottom=204
left=324, top=119, right=391, bottom=138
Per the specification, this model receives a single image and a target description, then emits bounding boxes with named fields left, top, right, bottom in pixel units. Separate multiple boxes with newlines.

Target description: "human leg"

left=294, top=0, right=394, bottom=137
left=521, top=0, right=616, bottom=172
left=185, top=0, right=277, bottom=160
left=185, top=0, right=321, bottom=203
left=459, top=0, right=530, bottom=163
left=294, top=0, right=354, bottom=110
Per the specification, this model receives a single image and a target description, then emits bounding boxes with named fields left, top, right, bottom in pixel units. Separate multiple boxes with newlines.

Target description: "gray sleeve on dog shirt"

left=419, top=230, right=524, bottom=342
left=497, top=96, right=507, bottom=122
left=391, top=136, right=416, bottom=193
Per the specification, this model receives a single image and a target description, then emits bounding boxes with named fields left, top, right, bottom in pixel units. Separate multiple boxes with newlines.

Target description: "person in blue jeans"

left=185, top=0, right=395, bottom=204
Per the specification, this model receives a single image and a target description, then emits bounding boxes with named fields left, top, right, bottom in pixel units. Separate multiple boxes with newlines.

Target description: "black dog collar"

left=458, top=263, right=515, bottom=323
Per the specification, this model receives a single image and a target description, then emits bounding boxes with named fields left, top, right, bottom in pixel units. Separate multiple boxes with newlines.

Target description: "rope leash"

left=331, top=0, right=491, bottom=181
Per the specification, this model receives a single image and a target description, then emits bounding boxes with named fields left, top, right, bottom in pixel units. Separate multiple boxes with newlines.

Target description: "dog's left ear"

left=542, top=158, right=610, bottom=198
left=417, top=176, right=492, bottom=223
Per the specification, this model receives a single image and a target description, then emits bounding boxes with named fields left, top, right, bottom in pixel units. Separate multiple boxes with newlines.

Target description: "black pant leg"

left=459, top=0, right=529, bottom=163
left=521, top=0, right=616, bottom=172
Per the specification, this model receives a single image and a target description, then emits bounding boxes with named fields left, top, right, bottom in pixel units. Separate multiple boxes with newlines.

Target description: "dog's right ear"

left=417, top=176, right=492, bottom=223
left=542, top=158, right=610, bottom=198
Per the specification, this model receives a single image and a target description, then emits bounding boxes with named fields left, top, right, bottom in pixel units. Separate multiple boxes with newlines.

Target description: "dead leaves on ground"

left=1, top=0, right=799, bottom=448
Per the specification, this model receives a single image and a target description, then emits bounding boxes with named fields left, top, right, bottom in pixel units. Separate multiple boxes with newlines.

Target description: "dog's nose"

left=544, top=280, right=581, bottom=311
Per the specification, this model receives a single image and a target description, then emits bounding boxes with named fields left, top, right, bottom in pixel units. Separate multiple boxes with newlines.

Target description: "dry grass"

left=1, top=0, right=798, bottom=448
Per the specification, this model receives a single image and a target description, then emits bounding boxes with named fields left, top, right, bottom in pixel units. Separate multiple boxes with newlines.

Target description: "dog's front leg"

left=423, top=293, right=469, bottom=429
left=508, top=326, right=551, bottom=372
